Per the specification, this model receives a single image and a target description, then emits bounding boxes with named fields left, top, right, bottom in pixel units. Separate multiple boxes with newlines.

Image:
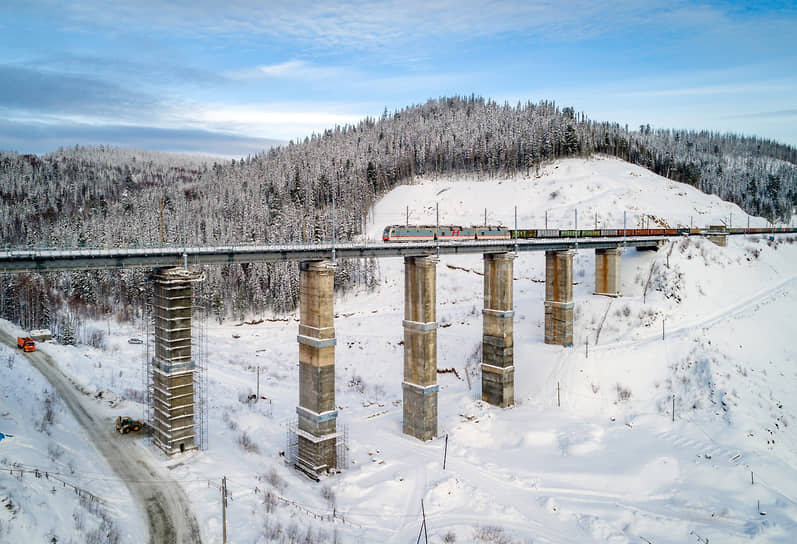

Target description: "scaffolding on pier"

left=193, top=274, right=208, bottom=452
left=142, top=266, right=206, bottom=455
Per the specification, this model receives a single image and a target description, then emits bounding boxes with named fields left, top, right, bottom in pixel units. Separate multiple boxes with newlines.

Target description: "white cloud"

left=30, top=0, right=675, bottom=49
left=182, top=103, right=368, bottom=140
left=252, top=60, right=306, bottom=77
left=225, top=60, right=350, bottom=81
left=622, top=83, right=794, bottom=98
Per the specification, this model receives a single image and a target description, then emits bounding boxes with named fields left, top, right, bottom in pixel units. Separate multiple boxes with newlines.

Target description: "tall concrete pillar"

left=403, top=256, right=438, bottom=441
left=544, top=250, right=574, bottom=346
left=151, top=267, right=202, bottom=455
left=297, top=260, right=338, bottom=475
left=594, top=248, right=621, bottom=297
left=482, top=252, right=515, bottom=407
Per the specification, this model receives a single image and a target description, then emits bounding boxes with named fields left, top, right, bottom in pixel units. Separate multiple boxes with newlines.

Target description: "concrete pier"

left=482, top=252, right=515, bottom=407
left=297, top=260, right=338, bottom=475
left=594, top=248, right=621, bottom=297
left=544, top=250, right=574, bottom=346
left=151, top=267, right=202, bottom=455
left=402, top=256, right=439, bottom=441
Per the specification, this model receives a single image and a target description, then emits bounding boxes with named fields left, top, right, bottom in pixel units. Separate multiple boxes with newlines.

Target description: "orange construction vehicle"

left=17, top=337, right=35, bottom=352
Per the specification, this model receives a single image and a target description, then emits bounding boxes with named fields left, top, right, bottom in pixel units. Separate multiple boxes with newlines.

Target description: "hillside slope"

left=2, top=156, right=796, bottom=543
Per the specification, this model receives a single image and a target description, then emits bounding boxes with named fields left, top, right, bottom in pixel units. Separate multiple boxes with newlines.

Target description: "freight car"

left=382, top=225, right=797, bottom=242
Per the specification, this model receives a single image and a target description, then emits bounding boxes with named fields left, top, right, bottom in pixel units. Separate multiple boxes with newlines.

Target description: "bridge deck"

left=0, top=236, right=678, bottom=272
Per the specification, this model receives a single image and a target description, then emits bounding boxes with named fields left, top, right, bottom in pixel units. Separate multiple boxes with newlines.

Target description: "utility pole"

left=332, top=193, right=336, bottom=263
left=574, top=208, right=578, bottom=250
left=672, top=396, right=675, bottom=422
left=484, top=207, right=487, bottom=226
left=159, top=197, right=164, bottom=247
left=182, top=198, right=187, bottom=263
left=545, top=209, right=548, bottom=230
left=623, top=210, right=627, bottom=247
left=514, top=205, right=518, bottom=255
left=406, top=205, right=409, bottom=226
left=436, top=202, right=440, bottom=257
left=443, top=434, right=449, bottom=470
left=210, top=476, right=229, bottom=543
left=256, top=366, right=260, bottom=401
left=223, top=476, right=228, bottom=543
left=422, top=499, right=429, bottom=544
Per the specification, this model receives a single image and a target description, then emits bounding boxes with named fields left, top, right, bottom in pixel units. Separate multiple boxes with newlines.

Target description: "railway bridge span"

left=1, top=230, right=751, bottom=476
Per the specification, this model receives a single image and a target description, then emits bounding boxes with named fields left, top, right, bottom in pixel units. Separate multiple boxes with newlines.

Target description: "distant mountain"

left=1, top=96, right=795, bottom=329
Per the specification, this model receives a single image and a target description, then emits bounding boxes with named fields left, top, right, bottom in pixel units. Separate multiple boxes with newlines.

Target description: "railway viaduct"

left=1, top=232, right=729, bottom=476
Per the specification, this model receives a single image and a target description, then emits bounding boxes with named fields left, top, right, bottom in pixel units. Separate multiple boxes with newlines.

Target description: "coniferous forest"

left=2, top=96, right=796, bottom=335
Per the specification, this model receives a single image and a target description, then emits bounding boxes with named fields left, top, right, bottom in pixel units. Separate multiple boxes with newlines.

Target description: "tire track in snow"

left=594, top=274, right=797, bottom=353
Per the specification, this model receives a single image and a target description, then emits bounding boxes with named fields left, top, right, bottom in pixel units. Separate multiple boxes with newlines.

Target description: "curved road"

left=0, top=330, right=202, bottom=544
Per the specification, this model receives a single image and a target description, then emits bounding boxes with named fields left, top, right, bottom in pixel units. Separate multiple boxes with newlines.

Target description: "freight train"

left=381, top=225, right=797, bottom=242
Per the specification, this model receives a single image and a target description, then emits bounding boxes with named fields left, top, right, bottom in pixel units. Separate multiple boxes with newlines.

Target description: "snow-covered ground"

left=2, top=155, right=797, bottom=543
left=0, top=336, right=144, bottom=543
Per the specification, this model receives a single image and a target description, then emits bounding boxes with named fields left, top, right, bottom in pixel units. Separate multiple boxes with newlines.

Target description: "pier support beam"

left=482, top=252, right=515, bottom=407
left=297, top=260, right=338, bottom=475
left=402, top=256, right=438, bottom=441
left=544, top=250, right=574, bottom=347
left=151, top=267, right=202, bottom=455
left=594, top=248, right=621, bottom=297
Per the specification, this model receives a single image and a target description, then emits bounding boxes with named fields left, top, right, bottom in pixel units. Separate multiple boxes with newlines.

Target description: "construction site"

left=144, top=266, right=208, bottom=455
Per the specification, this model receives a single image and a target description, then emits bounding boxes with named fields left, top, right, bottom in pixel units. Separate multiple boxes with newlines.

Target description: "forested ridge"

left=2, top=95, right=796, bottom=336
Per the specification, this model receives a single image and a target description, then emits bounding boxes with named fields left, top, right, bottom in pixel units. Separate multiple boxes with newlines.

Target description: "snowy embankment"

left=3, top=155, right=797, bottom=543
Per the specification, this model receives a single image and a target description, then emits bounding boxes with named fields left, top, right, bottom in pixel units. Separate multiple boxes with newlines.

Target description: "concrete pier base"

left=403, top=256, right=438, bottom=441
left=594, top=248, right=621, bottom=297
left=151, top=267, right=202, bottom=455
left=297, top=260, right=338, bottom=475
left=482, top=252, right=515, bottom=407
left=544, top=250, right=574, bottom=346
left=708, top=234, right=727, bottom=247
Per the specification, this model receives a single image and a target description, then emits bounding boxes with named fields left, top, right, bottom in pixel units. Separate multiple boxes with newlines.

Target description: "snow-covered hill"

left=2, top=155, right=796, bottom=543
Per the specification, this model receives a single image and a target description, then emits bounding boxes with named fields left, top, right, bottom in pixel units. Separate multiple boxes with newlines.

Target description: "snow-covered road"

left=0, top=329, right=203, bottom=544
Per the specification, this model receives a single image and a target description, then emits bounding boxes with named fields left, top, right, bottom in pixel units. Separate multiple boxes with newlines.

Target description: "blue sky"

left=1, top=1, right=795, bottom=156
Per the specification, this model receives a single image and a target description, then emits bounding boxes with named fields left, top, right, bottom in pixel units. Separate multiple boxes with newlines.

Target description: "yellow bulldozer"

left=115, top=416, right=144, bottom=434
